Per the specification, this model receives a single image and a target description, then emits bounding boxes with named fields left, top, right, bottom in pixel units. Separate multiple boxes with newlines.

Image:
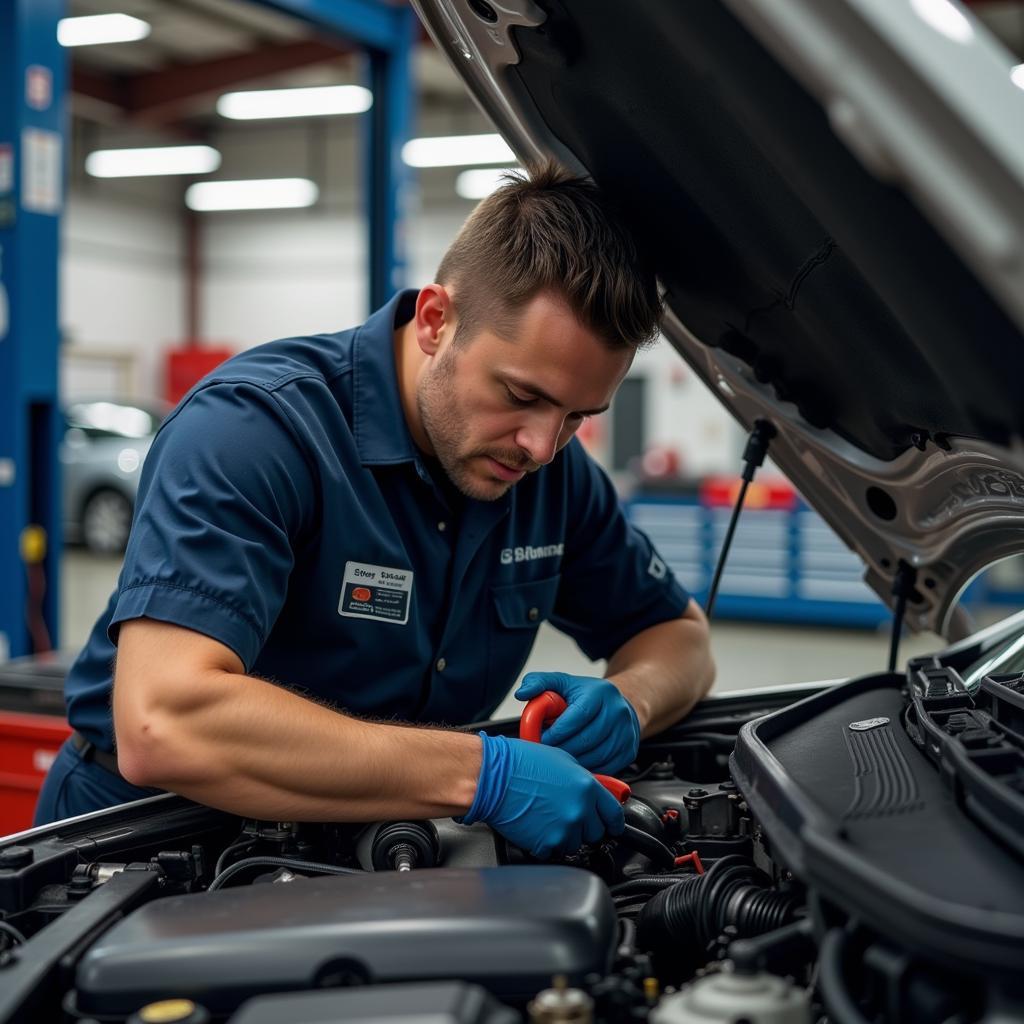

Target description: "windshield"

left=963, top=624, right=1024, bottom=689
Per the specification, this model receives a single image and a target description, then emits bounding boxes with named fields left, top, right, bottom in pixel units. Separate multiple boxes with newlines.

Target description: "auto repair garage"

left=1, top=3, right=1024, bottom=1023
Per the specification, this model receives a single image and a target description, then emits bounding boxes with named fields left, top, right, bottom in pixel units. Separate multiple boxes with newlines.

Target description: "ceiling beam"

left=71, top=65, right=128, bottom=110
left=71, top=38, right=352, bottom=125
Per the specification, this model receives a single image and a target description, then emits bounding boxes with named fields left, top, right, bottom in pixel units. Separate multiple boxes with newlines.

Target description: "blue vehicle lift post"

left=0, top=0, right=66, bottom=660
left=0, top=0, right=413, bottom=661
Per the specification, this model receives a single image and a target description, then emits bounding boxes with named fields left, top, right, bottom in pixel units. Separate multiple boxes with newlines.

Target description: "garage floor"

left=60, top=549, right=957, bottom=720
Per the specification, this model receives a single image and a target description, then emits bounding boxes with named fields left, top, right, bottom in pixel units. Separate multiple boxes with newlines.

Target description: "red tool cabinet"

left=0, top=654, right=71, bottom=835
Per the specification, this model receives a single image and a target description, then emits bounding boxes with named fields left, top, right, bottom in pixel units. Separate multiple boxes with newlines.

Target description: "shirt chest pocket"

left=492, top=574, right=561, bottom=629
left=485, top=575, right=561, bottom=703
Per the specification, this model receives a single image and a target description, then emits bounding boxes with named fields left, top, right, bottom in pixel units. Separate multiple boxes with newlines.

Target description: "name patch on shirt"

left=339, top=561, right=413, bottom=625
left=500, top=543, right=564, bottom=565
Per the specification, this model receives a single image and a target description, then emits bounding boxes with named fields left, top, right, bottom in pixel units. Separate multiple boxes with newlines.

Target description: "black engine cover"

left=731, top=673, right=1024, bottom=976
left=75, top=866, right=616, bottom=1016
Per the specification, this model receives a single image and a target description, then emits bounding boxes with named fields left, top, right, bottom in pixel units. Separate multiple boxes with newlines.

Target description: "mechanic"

left=35, top=162, right=714, bottom=859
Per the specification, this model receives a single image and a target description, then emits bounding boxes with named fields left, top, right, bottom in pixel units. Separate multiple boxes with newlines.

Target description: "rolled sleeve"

left=551, top=441, right=691, bottom=661
left=108, top=381, right=315, bottom=669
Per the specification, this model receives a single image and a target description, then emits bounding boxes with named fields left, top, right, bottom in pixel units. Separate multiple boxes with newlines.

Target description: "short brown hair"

left=436, top=160, right=661, bottom=350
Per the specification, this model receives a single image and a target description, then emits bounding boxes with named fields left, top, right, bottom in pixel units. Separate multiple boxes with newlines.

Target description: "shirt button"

left=437, top=521, right=447, bottom=532
left=527, top=607, right=540, bottom=622
left=435, top=657, right=447, bottom=673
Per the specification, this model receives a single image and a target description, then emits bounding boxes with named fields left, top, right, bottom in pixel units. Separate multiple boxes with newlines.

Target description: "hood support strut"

left=705, top=419, right=777, bottom=620
left=888, top=560, right=919, bottom=673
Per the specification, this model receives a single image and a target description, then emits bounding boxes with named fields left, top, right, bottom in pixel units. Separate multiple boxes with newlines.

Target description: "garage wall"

left=630, top=342, right=745, bottom=479
left=201, top=201, right=472, bottom=348
left=201, top=210, right=368, bottom=346
left=61, top=191, right=185, bottom=400
left=199, top=116, right=483, bottom=348
left=59, top=181, right=476, bottom=400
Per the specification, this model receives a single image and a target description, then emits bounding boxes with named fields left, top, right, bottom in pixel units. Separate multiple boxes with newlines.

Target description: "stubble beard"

left=417, top=349, right=530, bottom=502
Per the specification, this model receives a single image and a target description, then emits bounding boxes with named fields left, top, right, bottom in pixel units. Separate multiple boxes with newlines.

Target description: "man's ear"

left=414, top=284, right=453, bottom=357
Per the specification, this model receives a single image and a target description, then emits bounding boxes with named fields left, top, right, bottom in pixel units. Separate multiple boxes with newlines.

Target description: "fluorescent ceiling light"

left=85, top=145, right=221, bottom=178
left=909, top=0, right=973, bottom=44
left=402, top=133, right=515, bottom=168
left=1013, top=64, right=1024, bottom=90
left=185, top=178, right=319, bottom=212
left=217, top=85, right=372, bottom=120
left=456, top=167, right=519, bottom=200
left=58, top=13, right=150, bottom=47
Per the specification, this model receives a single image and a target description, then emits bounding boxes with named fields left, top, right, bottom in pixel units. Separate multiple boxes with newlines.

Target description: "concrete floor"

left=61, top=549, right=951, bottom=720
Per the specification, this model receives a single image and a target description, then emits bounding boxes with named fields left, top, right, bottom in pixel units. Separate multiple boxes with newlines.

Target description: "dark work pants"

left=33, top=738, right=160, bottom=826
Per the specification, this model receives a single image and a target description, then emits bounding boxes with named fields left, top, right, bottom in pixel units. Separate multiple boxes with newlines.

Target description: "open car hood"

left=410, top=0, right=1024, bottom=638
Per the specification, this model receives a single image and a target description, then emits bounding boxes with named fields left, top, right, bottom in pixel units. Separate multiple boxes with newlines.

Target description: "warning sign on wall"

left=21, top=128, right=61, bottom=215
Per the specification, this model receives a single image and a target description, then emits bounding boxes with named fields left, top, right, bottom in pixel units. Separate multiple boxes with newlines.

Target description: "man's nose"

left=515, top=415, right=563, bottom=467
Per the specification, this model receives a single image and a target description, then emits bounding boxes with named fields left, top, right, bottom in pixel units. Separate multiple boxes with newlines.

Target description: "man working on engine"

left=36, top=163, right=714, bottom=859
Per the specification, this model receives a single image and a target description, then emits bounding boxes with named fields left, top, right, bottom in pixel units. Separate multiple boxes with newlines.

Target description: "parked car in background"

left=61, top=399, right=168, bottom=554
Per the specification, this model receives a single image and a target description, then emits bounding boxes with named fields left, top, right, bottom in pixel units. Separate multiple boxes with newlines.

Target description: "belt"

left=69, top=731, right=122, bottom=777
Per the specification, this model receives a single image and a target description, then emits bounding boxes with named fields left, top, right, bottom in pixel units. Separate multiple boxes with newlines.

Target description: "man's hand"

left=515, top=671, right=641, bottom=776
left=460, top=732, right=625, bottom=859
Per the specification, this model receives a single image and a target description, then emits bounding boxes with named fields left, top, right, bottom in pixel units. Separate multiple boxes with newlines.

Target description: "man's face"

left=417, top=291, right=634, bottom=501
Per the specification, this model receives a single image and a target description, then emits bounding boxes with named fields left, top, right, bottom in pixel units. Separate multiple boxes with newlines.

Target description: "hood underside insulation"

left=506, top=1, right=1023, bottom=460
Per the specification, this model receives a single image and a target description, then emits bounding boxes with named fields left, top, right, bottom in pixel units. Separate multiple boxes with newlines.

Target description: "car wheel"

left=81, top=489, right=133, bottom=554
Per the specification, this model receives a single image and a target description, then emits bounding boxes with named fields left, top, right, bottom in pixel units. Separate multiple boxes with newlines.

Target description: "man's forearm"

left=604, top=601, right=715, bottom=736
left=116, top=664, right=482, bottom=823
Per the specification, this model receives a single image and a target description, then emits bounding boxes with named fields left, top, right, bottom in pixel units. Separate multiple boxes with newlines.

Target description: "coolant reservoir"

left=650, top=970, right=809, bottom=1024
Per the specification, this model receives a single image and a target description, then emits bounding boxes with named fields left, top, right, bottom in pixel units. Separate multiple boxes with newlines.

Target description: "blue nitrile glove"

left=515, top=671, right=641, bottom=776
left=460, top=732, right=625, bottom=860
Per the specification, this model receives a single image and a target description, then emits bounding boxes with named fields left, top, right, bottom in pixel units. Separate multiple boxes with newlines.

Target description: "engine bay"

left=1, top=671, right=1022, bottom=1024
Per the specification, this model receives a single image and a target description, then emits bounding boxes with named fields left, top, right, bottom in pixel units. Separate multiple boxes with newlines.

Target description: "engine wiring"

left=819, top=928, right=873, bottom=1024
left=207, top=856, right=364, bottom=892
left=212, top=837, right=258, bottom=879
left=0, top=920, right=25, bottom=948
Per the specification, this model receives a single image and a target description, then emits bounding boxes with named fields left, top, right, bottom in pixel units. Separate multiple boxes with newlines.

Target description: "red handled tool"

left=519, top=691, right=632, bottom=804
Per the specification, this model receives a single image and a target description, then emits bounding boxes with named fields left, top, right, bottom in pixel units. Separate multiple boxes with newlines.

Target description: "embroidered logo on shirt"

left=339, top=561, right=413, bottom=625
left=500, top=543, right=564, bottom=566
left=648, top=553, right=668, bottom=580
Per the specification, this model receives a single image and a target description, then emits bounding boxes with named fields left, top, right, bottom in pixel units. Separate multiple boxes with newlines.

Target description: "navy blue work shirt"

left=66, top=291, right=691, bottom=751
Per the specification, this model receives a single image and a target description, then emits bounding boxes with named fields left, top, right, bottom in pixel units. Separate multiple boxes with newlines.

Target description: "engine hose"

left=615, top=902, right=650, bottom=921
left=619, top=824, right=676, bottom=869
left=635, top=856, right=802, bottom=976
left=615, top=898, right=658, bottom=916
left=732, top=884, right=801, bottom=935
left=819, top=929, right=873, bottom=1024
left=699, top=858, right=763, bottom=940
left=610, top=875, right=692, bottom=898
left=617, top=916, right=637, bottom=953
left=207, top=856, right=364, bottom=891
left=635, top=873, right=704, bottom=956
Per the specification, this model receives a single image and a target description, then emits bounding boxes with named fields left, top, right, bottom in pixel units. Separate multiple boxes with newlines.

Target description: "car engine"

left=0, top=666, right=1021, bottom=1024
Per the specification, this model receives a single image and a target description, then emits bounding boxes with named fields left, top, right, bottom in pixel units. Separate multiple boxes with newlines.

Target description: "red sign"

left=352, top=587, right=372, bottom=603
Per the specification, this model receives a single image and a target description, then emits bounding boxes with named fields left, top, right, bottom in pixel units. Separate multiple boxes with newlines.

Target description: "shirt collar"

left=353, top=289, right=421, bottom=466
